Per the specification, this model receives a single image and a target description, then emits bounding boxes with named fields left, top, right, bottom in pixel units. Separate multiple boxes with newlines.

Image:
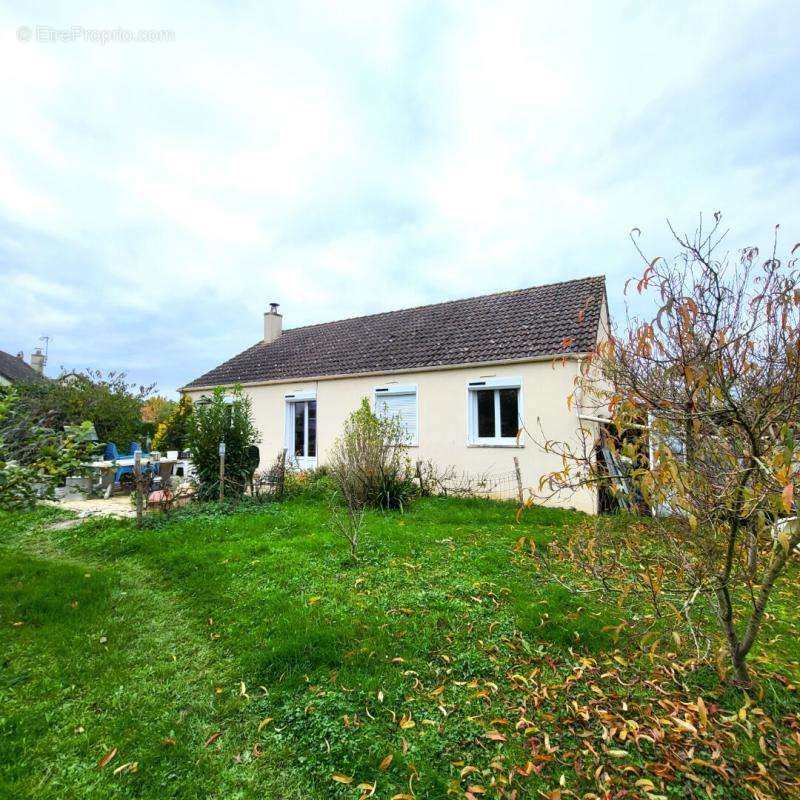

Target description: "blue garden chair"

left=103, top=442, right=154, bottom=484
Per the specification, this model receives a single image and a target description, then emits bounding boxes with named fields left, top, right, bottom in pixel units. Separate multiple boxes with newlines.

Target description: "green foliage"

left=186, top=386, right=260, bottom=501
left=151, top=394, right=193, bottom=451
left=0, top=391, right=101, bottom=509
left=283, top=468, right=334, bottom=501
left=141, top=395, right=176, bottom=425
left=0, top=389, right=48, bottom=510
left=329, top=397, right=417, bottom=511
left=34, top=421, right=100, bottom=482
left=13, top=369, right=153, bottom=448
left=0, top=462, right=40, bottom=511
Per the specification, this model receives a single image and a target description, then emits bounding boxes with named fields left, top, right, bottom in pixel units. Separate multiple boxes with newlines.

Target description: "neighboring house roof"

left=185, top=275, right=607, bottom=389
left=0, top=349, right=44, bottom=384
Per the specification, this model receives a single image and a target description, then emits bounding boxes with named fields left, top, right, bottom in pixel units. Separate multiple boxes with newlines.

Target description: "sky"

left=1, top=1, right=799, bottom=396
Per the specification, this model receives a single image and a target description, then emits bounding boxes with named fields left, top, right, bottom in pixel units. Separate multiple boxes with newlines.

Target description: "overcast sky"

left=1, top=1, right=798, bottom=395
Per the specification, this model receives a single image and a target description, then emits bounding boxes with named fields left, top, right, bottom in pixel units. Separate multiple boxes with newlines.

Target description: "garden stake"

left=218, top=441, right=226, bottom=503
left=134, top=449, right=143, bottom=527
left=514, top=456, right=524, bottom=511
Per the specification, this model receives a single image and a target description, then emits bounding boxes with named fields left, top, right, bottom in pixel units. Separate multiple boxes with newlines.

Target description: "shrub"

left=284, top=468, right=334, bottom=501
left=14, top=369, right=153, bottom=448
left=186, top=387, right=260, bottom=501
left=34, top=422, right=100, bottom=482
left=152, top=395, right=193, bottom=451
left=328, top=398, right=417, bottom=511
left=142, top=396, right=176, bottom=425
left=0, top=390, right=98, bottom=509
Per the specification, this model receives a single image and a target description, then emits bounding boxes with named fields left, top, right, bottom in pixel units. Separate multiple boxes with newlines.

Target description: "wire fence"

left=417, top=460, right=524, bottom=503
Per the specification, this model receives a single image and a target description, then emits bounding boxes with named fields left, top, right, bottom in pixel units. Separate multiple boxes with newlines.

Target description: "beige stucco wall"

left=185, top=357, right=599, bottom=513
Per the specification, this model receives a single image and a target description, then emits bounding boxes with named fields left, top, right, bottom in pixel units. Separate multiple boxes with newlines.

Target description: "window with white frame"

left=467, top=378, right=522, bottom=445
left=284, top=391, right=317, bottom=468
left=374, top=384, right=418, bottom=445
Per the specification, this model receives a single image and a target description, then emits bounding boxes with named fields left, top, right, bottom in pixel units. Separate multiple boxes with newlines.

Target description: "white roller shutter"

left=374, top=385, right=418, bottom=444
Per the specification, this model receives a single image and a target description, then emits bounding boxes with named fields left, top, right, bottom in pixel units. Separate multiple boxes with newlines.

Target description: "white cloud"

left=0, top=0, right=798, bottom=393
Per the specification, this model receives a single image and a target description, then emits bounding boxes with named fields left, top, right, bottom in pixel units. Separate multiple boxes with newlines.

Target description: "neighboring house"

left=0, top=348, right=46, bottom=386
left=182, top=276, right=609, bottom=513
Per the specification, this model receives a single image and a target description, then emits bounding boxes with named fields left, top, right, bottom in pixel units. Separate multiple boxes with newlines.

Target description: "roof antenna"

left=39, top=335, right=50, bottom=367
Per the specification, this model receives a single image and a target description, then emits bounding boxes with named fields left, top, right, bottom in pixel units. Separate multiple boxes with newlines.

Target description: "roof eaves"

left=179, top=351, right=589, bottom=392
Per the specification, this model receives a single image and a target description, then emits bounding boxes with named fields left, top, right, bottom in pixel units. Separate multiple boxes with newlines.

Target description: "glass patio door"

left=288, top=399, right=316, bottom=469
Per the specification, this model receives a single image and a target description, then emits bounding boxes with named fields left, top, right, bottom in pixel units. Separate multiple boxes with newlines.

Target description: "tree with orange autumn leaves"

left=535, top=215, right=799, bottom=686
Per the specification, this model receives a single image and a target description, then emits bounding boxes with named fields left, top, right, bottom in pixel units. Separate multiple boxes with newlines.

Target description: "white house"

left=182, top=276, right=608, bottom=513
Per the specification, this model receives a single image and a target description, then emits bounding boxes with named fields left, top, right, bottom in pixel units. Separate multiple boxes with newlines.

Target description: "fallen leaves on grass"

left=97, top=748, right=117, bottom=769
left=379, top=753, right=393, bottom=771
left=273, top=639, right=799, bottom=799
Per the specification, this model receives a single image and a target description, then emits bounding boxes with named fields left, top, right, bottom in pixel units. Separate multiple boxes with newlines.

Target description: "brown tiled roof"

left=0, top=349, right=44, bottom=384
left=184, top=275, right=606, bottom=389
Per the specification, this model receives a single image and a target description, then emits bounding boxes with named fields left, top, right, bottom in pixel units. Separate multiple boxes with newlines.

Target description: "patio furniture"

left=86, top=454, right=178, bottom=495
left=103, top=442, right=134, bottom=484
left=98, top=443, right=163, bottom=487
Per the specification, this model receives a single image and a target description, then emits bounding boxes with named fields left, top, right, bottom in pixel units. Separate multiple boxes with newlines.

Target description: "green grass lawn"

left=1, top=493, right=798, bottom=799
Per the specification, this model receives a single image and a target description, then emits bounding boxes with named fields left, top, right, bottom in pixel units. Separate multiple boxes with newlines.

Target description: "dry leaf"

left=781, top=483, right=794, bottom=513
left=379, top=754, right=393, bottom=771
left=97, top=748, right=117, bottom=769
left=697, top=696, right=708, bottom=728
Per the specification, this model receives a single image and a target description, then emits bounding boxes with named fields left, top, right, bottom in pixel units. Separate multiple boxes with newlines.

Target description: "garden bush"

left=328, top=397, right=417, bottom=511
left=12, top=369, right=153, bottom=448
left=0, top=390, right=98, bottom=509
left=152, top=395, right=192, bottom=451
left=283, top=468, right=334, bottom=501
left=186, top=386, right=259, bottom=501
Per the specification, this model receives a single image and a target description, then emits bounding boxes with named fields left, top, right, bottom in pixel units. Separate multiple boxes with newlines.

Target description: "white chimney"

left=264, top=302, right=282, bottom=343
left=30, top=347, right=46, bottom=375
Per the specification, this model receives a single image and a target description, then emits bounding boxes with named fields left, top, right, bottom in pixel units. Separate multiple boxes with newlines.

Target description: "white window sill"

left=467, top=442, right=524, bottom=449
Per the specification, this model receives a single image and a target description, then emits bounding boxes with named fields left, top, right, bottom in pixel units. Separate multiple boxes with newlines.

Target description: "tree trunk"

left=714, top=583, right=751, bottom=687
left=715, top=530, right=800, bottom=689
left=746, top=526, right=758, bottom=583
left=731, top=650, right=750, bottom=685
left=738, top=532, right=800, bottom=659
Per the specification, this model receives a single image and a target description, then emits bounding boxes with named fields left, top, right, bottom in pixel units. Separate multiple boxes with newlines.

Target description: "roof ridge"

left=281, top=274, right=606, bottom=335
